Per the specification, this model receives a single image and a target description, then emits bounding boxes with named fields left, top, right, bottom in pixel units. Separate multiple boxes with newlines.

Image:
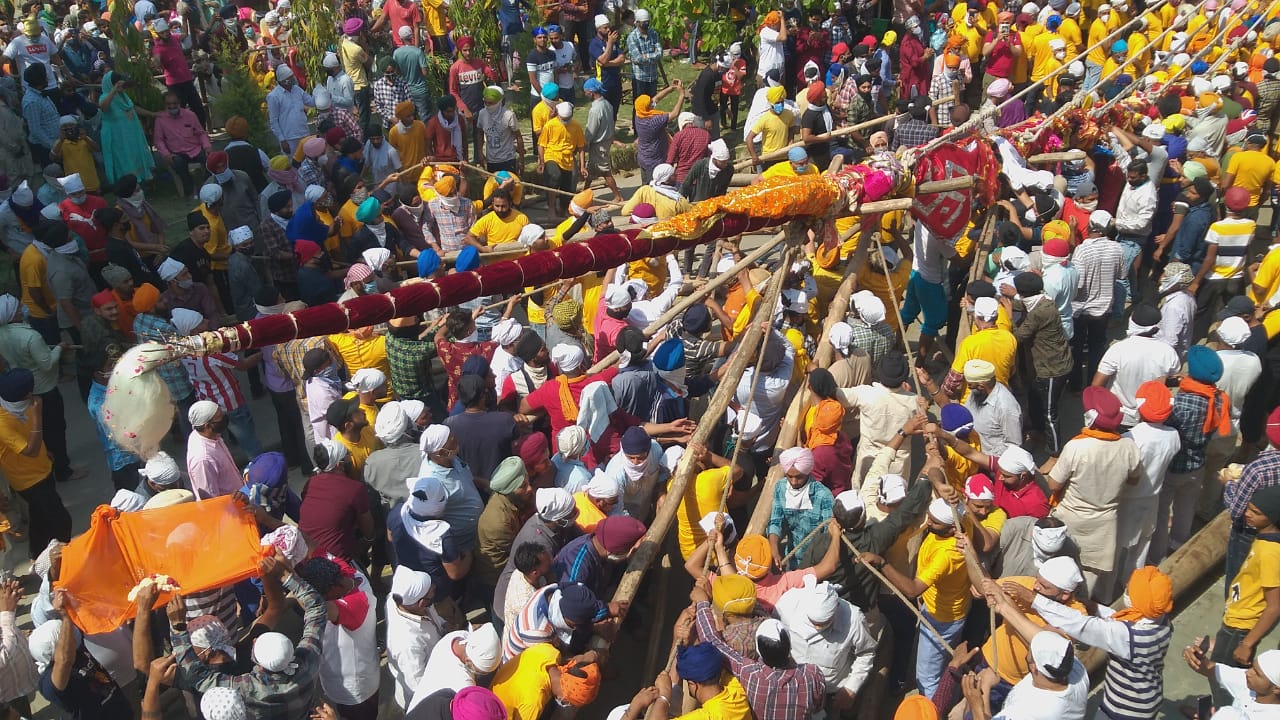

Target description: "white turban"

left=361, top=247, right=391, bottom=270
left=709, top=138, right=730, bottom=161
left=228, top=226, right=254, bottom=247
left=651, top=163, right=676, bottom=187
left=556, top=101, right=573, bottom=119
left=1218, top=317, right=1252, bottom=348
left=304, top=184, right=325, bottom=202
left=677, top=112, right=697, bottom=129
left=171, top=308, right=204, bottom=335
left=853, top=292, right=886, bottom=324
left=0, top=294, right=20, bottom=325
left=997, top=445, right=1036, bottom=475
left=323, top=51, right=340, bottom=68
left=158, top=258, right=186, bottom=281
left=141, top=451, right=181, bottom=486
left=348, top=367, right=386, bottom=393
left=390, top=565, right=433, bottom=607
left=551, top=343, right=585, bottom=373
left=200, top=687, right=247, bottom=720
left=605, top=285, right=632, bottom=310
left=577, top=381, right=617, bottom=442
left=1258, top=650, right=1280, bottom=686
left=59, top=174, right=84, bottom=195
left=374, top=400, right=410, bottom=445
left=419, top=424, right=451, bottom=454
left=828, top=321, right=853, bottom=354
left=188, top=400, right=220, bottom=428
left=260, top=525, right=309, bottom=565
left=110, top=489, right=147, bottom=513
left=928, top=497, right=957, bottom=525
left=1029, top=631, right=1073, bottom=680
left=877, top=474, right=907, bottom=504
left=835, top=489, right=864, bottom=514
left=973, top=296, right=999, bottom=322
left=492, top=318, right=523, bottom=346
left=252, top=632, right=298, bottom=675
left=315, top=438, right=348, bottom=472
left=465, top=624, right=502, bottom=673
left=698, top=511, right=737, bottom=544
left=518, top=224, right=545, bottom=247
left=536, top=487, right=577, bottom=522
left=662, top=445, right=684, bottom=474
left=400, top=400, right=426, bottom=424
left=557, top=425, right=589, bottom=458
left=1038, top=556, right=1083, bottom=593
left=586, top=469, right=620, bottom=499
left=778, top=447, right=815, bottom=475
left=406, top=476, right=448, bottom=517
left=802, top=573, right=840, bottom=625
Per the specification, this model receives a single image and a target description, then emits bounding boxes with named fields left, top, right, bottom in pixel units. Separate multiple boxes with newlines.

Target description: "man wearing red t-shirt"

left=933, top=427, right=1050, bottom=519
left=980, top=15, right=1022, bottom=86
left=374, top=0, right=423, bottom=47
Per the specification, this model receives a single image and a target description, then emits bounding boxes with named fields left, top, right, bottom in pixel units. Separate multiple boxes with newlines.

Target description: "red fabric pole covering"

left=193, top=210, right=829, bottom=353
left=55, top=497, right=265, bottom=634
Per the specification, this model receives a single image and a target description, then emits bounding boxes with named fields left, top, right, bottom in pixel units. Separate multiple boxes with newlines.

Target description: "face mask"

left=1076, top=197, right=1097, bottom=211
left=167, top=107, right=181, bottom=116
left=351, top=189, right=369, bottom=204
left=363, top=280, right=377, bottom=294
left=224, top=19, right=237, bottom=29
left=947, top=70, right=960, bottom=79
left=214, top=169, right=233, bottom=183
left=1054, top=51, right=1065, bottom=60
left=1129, top=178, right=1145, bottom=188
left=407, top=202, right=425, bottom=219
left=177, top=278, right=193, bottom=289
left=129, top=189, right=144, bottom=204
left=244, top=27, right=256, bottom=38
left=438, top=194, right=459, bottom=210
left=70, top=193, right=86, bottom=204
left=772, top=102, right=784, bottom=113
left=792, top=162, right=808, bottom=174
left=461, top=328, right=479, bottom=343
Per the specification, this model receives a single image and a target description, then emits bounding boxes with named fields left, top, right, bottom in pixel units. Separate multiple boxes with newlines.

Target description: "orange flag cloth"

left=55, top=496, right=265, bottom=635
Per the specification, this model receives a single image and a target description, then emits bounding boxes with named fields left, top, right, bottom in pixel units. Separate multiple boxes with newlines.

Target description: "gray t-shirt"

left=392, top=44, right=430, bottom=94
left=45, top=250, right=94, bottom=329
left=585, top=97, right=615, bottom=146
left=476, top=106, right=519, bottom=163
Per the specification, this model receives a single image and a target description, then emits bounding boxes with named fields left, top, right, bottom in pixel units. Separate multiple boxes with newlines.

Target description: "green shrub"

left=209, top=46, right=276, bottom=151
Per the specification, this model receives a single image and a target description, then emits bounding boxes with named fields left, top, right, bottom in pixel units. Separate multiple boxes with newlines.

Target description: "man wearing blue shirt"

left=588, top=14, right=625, bottom=115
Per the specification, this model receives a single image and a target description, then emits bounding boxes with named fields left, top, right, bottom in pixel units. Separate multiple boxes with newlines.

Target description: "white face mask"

left=1076, top=197, right=1097, bottom=211
left=70, top=192, right=86, bottom=204
left=129, top=189, right=144, bottom=204
left=177, top=278, right=193, bottom=289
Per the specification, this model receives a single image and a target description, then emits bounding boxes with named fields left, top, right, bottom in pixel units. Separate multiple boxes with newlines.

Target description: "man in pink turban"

left=765, top=447, right=834, bottom=569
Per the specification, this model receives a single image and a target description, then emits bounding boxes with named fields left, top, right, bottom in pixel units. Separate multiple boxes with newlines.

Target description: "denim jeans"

left=1114, top=234, right=1144, bottom=315
left=916, top=608, right=966, bottom=698
left=225, top=404, right=264, bottom=460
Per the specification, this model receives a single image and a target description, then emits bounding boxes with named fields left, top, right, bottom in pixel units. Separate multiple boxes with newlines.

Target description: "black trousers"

left=167, top=79, right=207, bottom=128
left=40, top=388, right=72, bottom=479
left=111, top=462, right=140, bottom=492
left=211, top=269, right=233, bottom=312
left=1028, top=374, right=1068, bottom=456
left=566, top=20, right=594, bottom=73
left=169, top=150, right=208, bottom=197
left=1069, top=314, right=1109, bottom=391
left=355, top=87, right=373, bottom=135
left=17, top=475, right=71, bottom=560
left=269, top=389, right=312, bottom=471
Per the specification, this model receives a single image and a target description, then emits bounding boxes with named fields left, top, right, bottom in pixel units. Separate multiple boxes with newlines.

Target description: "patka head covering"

left=188, top=400, right=220, bottom=428
left=252, top=632, right=298, bottom=674
left=676, top=643, right=723, bottom=683
left=928, top=497, right=957, bottom=525
left=1029, top=631, right=1074, bottom=682
left=374, top=401, right=410, bottom=445
left=711, top=573, right=757, bottom=615
left=878, top=475, right=907, bottom=504
left=141, top=451, right=181, bottom=486
left=964, top=474, right=996, bottom=501
left=586, top=470, right=619, bottom=499
left=390, top=565, right=432, bottom=606
left=1187, top=344, right=1224, bottom=383
left=464, top=624, right=502, bottom=673
left=200, top=686, right=246, bottom=720
left=557, top=659, right=601, bottom=707
left=550, top=343, right=585, bottom=373
left=419, top=424, right=452, bottom=454
left=597, top=516, right=647, bottom=555
left=801, top=574, right=840, bottom=625
left=1218, top=316, right=1252, bottom=348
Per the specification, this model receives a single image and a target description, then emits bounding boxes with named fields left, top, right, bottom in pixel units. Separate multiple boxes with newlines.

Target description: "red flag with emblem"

left=910, top=142, right=1001, bottom=242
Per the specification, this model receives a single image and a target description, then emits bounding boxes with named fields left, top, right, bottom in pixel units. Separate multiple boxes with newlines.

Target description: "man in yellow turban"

left=747, top=86, right=794, bottom=169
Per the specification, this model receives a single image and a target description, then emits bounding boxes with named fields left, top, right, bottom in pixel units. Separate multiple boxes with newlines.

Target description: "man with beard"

left=256, top=190, right=298, bottom=299
left=202, top=151, right=262, bottom=232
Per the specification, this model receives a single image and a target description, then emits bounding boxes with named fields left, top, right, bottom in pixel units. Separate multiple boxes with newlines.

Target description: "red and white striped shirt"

left=182, top=353, right=246, bottom=411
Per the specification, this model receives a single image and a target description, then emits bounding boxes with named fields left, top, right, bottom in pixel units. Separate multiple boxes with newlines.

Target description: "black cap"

left=1266, top=57, right=1280, bottom=74
left=187, top=211, right=210, bottom=230
left=324, top=397, right=360, bottom=429
left=966, top=279, right=997, bottom=299
left=1130, top=304, right=1162, bottom=327
left=267, top=190, right=292, bottom=213
left=1013, top=272, right=1043, bottom=296
left=1218, top=295, right=1256, bottom=320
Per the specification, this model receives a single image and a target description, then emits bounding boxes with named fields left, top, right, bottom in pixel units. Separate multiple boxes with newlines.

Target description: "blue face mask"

left=363, top=281, right=378, bottom=294
left=772, top=102, right=785, bottom=113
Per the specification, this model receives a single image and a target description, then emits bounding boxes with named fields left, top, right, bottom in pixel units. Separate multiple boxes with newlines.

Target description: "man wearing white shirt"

left=756, top=13, right=787, bottom=82
left=1118, top=381, right=1181, bottom=577
left=266, top=66, right=314, bottom=155
left=407, top=623, right=502, bottom=711
left=1113, top=148, right=1159, bottom=308
left=4, top=19, right=59, bottom=90
left=385, top=566, right=447, bottom=709
left=1093, top=304, right=1180, bottom=428
left=620, top=255, right=683, bottom=328
left=1201, top=317, right=1264, bottom=518
left=774, top=575, right=877, bottom=708
left=1185, top=646, right=1280, bottom=719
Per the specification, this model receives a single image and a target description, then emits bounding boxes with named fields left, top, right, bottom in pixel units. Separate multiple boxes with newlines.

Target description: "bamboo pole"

left=609, top=237, right=799, bottom=607
left=585, top=228, right=790, bottom=374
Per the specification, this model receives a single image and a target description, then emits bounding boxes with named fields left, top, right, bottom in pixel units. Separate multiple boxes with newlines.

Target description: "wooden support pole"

left=609, top=238, right=798, bottom=607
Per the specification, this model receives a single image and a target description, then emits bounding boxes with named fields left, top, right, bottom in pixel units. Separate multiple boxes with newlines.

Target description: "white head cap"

left=877, top=474, right=907, bottom=504
left=390, top=565, right=433, bottom=606
left=1037, top=556, right=1084, bottom=592
left=464, top=623, right=502, bottom=672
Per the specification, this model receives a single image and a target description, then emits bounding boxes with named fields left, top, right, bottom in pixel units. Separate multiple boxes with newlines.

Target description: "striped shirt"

left=1226, top=450, right=1280, bottom=519
left=503, top=583, right=601, bottom=661
left=1032, top=596, right=1172, bottom=720
left=1071, top=237, right=1125, bottom=319
left=1206, top=216, right=1256, bottom=280
left=182, top=352, right=247, bottom=411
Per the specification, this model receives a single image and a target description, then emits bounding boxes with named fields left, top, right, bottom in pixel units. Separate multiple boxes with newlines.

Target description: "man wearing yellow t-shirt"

left=1217, top=485, right=1280, bottom=689
left=936, top=297, right=1018, bottom=402
left=980, top=558, right=1088, bottom=687
left=490, top=643, right=577, bottom=720
left=326, top=396, right=383, bottom=473
left=18, top=243, right=53, bottom=329
left=619, top=641, right=752, bottom=720
left=466, top=190, right=529, bottom=251
left=866, top=498, right=970, bottom=698
left=1224, top=134, right=1277, bottom=208
left=537, top=102, right=586, bottom=217
left=746, top=86, right=795, bottom=168
left=0, top=367, right=71, bottom=557
left=952, top=6, right=985, bottom=64
left=1084, top=3, right=1114, bottom=88
left=1059, top=4, right=1084, bottom=53
left=668, top=443, right=744, bottom=560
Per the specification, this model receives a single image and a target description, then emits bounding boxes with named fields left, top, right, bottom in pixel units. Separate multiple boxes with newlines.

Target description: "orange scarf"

left=1073, top=427, right=1121, bottom=441
left=1179, top=377, right=1232, bottom=436
left=558, top=375, right=581, bottom=422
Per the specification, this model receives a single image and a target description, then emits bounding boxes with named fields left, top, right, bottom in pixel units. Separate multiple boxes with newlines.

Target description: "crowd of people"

left=3, top=0, right=1280, bottom=718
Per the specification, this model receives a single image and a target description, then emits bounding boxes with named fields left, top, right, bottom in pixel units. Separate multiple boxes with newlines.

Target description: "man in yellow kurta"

left=1029, top=17, right=1064, bottom=86
left=1059, top=3, right=1083, bottom=53
left=199, top=185, right=230, bottom=273
left=388, top=102, right=429, bottom=168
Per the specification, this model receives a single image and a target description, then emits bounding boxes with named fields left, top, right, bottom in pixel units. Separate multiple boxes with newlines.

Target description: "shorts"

left=588, top=141, right=612, bottom=175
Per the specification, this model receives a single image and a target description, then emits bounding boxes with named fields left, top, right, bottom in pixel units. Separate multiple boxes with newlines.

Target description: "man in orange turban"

left=1003, top=565, right=1173, bottom=716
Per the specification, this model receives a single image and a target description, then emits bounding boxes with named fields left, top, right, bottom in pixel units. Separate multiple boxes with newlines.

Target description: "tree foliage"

left=642, top=0, right=737, bottom=58
left=291, top=0, right=340, bottom=90
left=108, top=0, right=164, bottom=110
left=209, top=45, right=276, bottom=151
